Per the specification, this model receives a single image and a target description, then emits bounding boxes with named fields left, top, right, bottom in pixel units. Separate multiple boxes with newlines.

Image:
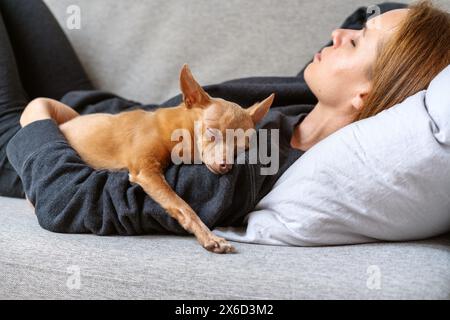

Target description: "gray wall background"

left=44, top=0, right=450, bottom=105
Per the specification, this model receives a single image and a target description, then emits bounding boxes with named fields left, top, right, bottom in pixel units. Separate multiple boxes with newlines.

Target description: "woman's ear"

left=350, top=83, right=371, bottom=111
left=351, top=93, right=366, bottom=111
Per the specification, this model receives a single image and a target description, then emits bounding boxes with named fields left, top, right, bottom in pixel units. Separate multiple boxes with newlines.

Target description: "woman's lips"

left=314, top=52, right=322, bottom=62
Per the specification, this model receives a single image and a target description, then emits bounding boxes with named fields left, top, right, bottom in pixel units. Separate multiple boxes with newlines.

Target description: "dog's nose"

left=218, top=162, right=232, bottom=174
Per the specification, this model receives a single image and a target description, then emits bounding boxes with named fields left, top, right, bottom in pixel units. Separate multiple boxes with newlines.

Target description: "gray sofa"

left=1, top=0, right=449, bottom=299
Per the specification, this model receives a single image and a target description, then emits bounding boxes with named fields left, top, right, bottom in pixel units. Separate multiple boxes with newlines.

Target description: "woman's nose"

left=331, top=28, right=357, bottom=48
left=331, top=29, right=345, bottom=48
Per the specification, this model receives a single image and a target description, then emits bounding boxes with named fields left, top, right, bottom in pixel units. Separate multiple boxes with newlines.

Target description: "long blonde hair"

left=355, top=0, right=450, bottom=121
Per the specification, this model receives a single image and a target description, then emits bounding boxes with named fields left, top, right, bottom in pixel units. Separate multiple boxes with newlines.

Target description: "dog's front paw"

left=203, top=235, right=236, bottom=254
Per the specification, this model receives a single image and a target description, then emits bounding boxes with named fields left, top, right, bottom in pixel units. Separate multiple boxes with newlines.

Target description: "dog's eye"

left=207, top=128, right=216, bottom=142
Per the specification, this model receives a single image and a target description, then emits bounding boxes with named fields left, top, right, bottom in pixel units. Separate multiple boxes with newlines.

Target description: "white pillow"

left=213, top=65, right=450, bottom=246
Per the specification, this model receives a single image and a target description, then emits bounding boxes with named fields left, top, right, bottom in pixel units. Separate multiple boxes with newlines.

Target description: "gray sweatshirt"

left=6, top=77, right=314, bottom=235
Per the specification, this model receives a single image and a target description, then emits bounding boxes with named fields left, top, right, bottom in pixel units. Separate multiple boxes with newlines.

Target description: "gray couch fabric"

left=1, top=196, right=449, bottom=299
left=42, top=0, right=450, bottom=104
left=1, top=0, right=449, bottom=299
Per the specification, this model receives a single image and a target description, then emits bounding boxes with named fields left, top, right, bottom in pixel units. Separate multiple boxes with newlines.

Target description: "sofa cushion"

left=1, top=196, right=449, bottom=299
left=44, top=0, right=450, bottom=105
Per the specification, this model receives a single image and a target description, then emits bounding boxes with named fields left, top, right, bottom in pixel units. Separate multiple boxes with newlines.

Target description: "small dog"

left=58, top=64, right=274, bottom=253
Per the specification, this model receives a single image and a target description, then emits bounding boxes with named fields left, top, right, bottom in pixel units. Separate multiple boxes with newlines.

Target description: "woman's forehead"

left=367, top=8, right=409, bottom=32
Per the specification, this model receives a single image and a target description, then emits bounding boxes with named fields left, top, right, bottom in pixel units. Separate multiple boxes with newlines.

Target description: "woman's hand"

left=20, top=98, right=80, bottom=128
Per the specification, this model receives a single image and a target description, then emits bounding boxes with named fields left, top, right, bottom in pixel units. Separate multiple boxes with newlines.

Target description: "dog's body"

left=60, top=106, right=202, bottom=173
left=58, top=64, right=274, bottom=254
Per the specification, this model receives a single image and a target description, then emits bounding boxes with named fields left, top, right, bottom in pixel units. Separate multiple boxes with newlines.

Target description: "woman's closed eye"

left=351, top=39, right=357, bottom=47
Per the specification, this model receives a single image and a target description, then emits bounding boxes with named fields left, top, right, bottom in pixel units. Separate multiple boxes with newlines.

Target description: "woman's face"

left=304, top=9, right=409, bottom=113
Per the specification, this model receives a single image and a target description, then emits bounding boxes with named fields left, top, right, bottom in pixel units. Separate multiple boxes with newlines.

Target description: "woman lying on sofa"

left=0, top=0, right=449, bottom=240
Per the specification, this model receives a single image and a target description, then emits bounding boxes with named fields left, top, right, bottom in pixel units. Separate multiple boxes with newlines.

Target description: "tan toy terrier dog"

left=49, top=64, right=274, bottom=254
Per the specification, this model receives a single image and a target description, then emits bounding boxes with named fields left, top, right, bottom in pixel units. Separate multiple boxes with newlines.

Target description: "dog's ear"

left=179, top=64, right=211, bottom=109
left=246, top=93, right=275, bottom=124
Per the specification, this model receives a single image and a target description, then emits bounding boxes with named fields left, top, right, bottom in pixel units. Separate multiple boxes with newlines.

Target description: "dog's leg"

left=130, top=170, right=236, bottom=254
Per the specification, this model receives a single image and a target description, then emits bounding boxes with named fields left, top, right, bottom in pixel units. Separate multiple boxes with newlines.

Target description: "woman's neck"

left=290, top=102, right=356, bottom=151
